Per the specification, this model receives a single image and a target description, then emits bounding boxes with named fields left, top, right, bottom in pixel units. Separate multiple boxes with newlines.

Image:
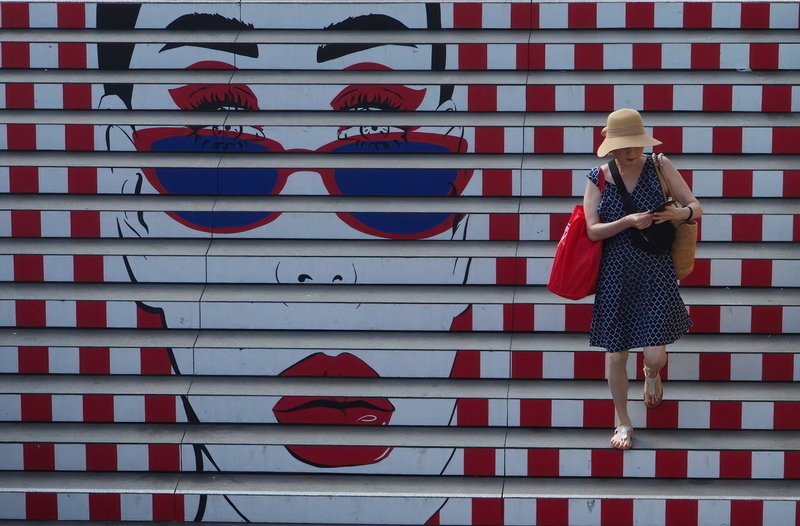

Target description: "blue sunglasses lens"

left=150, top=135, right=279, bottom=230
left=332, top=141, right=459, bottom=235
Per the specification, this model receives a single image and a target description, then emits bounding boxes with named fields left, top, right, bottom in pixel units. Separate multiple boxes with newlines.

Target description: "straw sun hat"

left=596, top=108, right=662, bottom=157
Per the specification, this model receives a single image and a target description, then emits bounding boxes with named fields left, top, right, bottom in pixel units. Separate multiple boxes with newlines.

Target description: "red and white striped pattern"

left=513, top=399, right=800, bottom=430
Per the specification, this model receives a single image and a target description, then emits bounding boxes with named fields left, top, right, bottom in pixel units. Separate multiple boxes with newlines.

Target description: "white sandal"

left=643, top=365, right=663, bottom=408
left=611, top=425, right=633, bottom=450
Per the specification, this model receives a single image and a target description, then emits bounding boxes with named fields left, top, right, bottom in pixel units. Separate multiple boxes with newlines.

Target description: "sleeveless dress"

left=587, top=156, right=692, bottom=353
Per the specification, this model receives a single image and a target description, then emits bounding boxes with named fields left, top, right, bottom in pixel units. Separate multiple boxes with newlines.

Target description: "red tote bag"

left=547, top=177, right=604, bottom=300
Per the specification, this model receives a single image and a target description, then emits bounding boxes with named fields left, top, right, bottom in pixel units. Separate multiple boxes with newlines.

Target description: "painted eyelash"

left=337, top=93, right=403, bottom=112
left=189, top=90, right=257, bottom=111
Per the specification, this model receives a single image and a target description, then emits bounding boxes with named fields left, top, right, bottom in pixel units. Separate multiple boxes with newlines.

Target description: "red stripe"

left=591, top=449, right=623, bottom=477
left=700, top=353, right=730, bottom=381
left=533, top=127, right=563, bottom=153
left=564, top=305, right=593, bottom=332
left=503, top=304, right=533, bottom=332
left=666, top=500, right=698, bottom=526
left=731, top=500, right=763, bottom=526
left=510, top=4, right=535, bottom=29
left=26, top=493, right=58, bottom=520
left=471, top=498, right=503, bottom=525
left=21, top=396, right=52, bottom=422
left=149, top=444, right=181, bottom=471
left=774, top=402, right=800, bottom=430
left=712, top=126, right=741, bottom=153
left=463, top=447, right=494, bottom=476
left=750, top=43, right=779, bottom=70
left=526, top=85, right=554, bottom=110
left=752, top=305, right=782, bottom=334
left=732, top=215, right=762, bottom=242
left=585, top=85, right=614, bottom=111
left=537, top=499, right=568, bottom=526
left=568, top=3, right=596, bottom=29
left=741, top=3, right=771, bottom=29
left=691, top=43, right=720, bottom=69
left=723, top=170, right=753, bottom=198
left=655, top=450, right=688, bottom=478
left=575, top=43, right=604, bottom=70
left=720, top=450, right=751, bottom=479
left=646, top=401, right=679, bottom=429
left=542, top=169, right=573, bottom=196
left=495, top=257, right=524, bottom=285
left=527, top=449, right=559, bottom=476
left=519, top=399, right=551, bottom=427
left=785, top=451, right=800, bottom=478
left=651, top=127, right=682, bottom=154
left=549, top=213, right=570, bottom=241
left=626, top=3, right=654, bottom=28
left=683, top=3, right=712, bottom=28
left=582, top=399, right=614, bottom=427
left=773, top=128, right=800, bottom=154
left=762, top=85, right=792, bottom=112
left=453, top=3, right=482, bottom=29
left=688, top=305, right=720, bottom=333
left=601, top=499, right=634, bottom=526
left=704, top=85, right=733, bottom=112
left=511, top=351, right=542, bottom=379
left=153, top=494, right=184, bottom=520
left=633, top=43, right=661, bottom=70
left=89, top=494, right=121, bottom=521
left=574, top=352, right=605, bottom=380
left=762, top=353, right=794, bottom=382
left=710, top=401, right=742, bottom=429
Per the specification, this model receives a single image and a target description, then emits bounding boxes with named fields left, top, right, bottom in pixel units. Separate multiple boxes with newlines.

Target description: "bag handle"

left=651, top=153, right=674, bottom=202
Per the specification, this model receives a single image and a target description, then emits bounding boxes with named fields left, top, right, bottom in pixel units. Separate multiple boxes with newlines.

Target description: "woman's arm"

left=652, top=154, right=703, bottom=224
left=583, top=166, right=654, bottom=242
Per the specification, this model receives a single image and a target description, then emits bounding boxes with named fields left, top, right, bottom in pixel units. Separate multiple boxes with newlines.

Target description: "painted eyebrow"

left=317, top=14, right=417, bottom=63
left=160, top=13, right=259, bottom=58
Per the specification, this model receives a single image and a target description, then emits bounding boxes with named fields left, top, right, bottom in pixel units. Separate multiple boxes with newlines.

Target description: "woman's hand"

left=652, top=205, right=683, bottom=224
left=628, top=211, right=654, bottom=230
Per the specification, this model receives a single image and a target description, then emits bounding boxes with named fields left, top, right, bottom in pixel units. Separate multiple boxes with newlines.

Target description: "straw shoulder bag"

left=652, top=153, right=698, bottom=280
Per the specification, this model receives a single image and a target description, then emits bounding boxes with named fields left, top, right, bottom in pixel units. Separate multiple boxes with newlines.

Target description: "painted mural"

left=1, top=1, right=799, bottom=524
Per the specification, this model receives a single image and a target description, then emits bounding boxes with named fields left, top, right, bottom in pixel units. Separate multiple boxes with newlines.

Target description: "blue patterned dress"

left=586, top=156, right=692, bottom=353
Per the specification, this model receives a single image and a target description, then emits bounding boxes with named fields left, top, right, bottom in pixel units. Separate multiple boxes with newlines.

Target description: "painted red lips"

left=273, top=352, right=395, bottom=468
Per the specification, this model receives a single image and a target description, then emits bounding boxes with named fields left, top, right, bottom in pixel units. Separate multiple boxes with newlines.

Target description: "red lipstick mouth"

left=273, top=352, right=395, bottom=468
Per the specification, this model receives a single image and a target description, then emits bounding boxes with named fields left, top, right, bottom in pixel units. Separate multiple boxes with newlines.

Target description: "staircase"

left=1, top=2, right=799, bottom=525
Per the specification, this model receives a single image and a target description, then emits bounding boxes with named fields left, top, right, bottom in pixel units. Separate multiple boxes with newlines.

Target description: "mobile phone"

left=650, top=199, right=676, bottom=213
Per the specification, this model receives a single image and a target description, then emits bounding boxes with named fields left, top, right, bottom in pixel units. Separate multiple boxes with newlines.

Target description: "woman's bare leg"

left=607, top=350, right=632, bottom=448
left=642, top=345, right=667, bottom=407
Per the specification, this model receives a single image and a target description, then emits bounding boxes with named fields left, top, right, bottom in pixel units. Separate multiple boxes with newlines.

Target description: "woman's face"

left=611, top=146, right=645, bottom=169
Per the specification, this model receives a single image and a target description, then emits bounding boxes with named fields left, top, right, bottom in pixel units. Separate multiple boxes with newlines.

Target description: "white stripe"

left=655, top=3, right=683, bottom=28
left=118, top=443, right=150, bottom=471
left=700, top=215, right=732, bottom=242
left=742, top=127, right=773, bottom=154
left=691, top=170, right=724, bottom=198
left=504, top=495, right=537, bottom=526
left=40, top=211, right=71, bottom=238
left=542, top=351, right=574, bottom=379
left=52, top=395, right=83, bottom=422
left=481, top=350, right=510, bottom=379
left=0, top=444, right=23, bottom=470
left=732, top=86, right=763, bottom=112
left=730, top=354, right=762, bottom=381
left=679, top=401, right=711, bottom=429
left=559, top=449, right=591, bottom=476
left=110, top=347, right=142, bottom=375
left=546, top=44, right=574, bottom=70
left=741, top=401, right=775, bottom=430
left=604, top=44, right=632, bottom=69
left=489, top=398, right=508, bottom=427
left=555, top=85, right=585, bottom=112
left=551, top=399, right=583, bottom=427
left=0, top=347, right=19, bottom=374
left=698, top=500, right=730, bottom=526
left=672, top=84, right=703, bottom=112
left=114, top=395, right=146, bottom=422
left=784, top=307, right=800, bottom=333
left=0, top=395, right=21, bottom=421
left=507, top=399, right=520, bottom=427
left=505, top=448, right=528, bottom=476
left=634, top=499, right=666, bottom=526
left=683, top=127, right=713, bottom=154
left=438, top=497, right=472, bottom=525
left=0, top=494, right=26, bottom=520
left=686, top=450, right=720, bottom=478
left=779, top=43, right=800, bottom=69
left=57, top=494, right=90, bottom=520
left=720, top=43, right=749, bottom=70
left=614, top=84, right=644, bottom=110
left=597, top=3, right=625, bottom=29
left=720, top=306, right=751, bottom=334
left=106, top=299, right=139, bottom=329
left=563, top=127, right=594, bottom=154
left=771, top=3, right=799, bottom=29
left=46, top=300, right=77, bottom=328
left=472, top=304, right=504, bottom=331
left=762, top=215, right=793, bottom=242
left=662, top=43, right=692, bottom=69
left=763, top=501, right=798, bottom=526
left=533, top=305, right=565, bottom=332
left=49, top=346, right=80, bottom=374
left=55, top=444, right=87, bottom=471
left=28, top=2, right=58, bottom=28
left=36, top=124, right=65, bottom=151
left=38, top=167, right=69, bottom=193
left=527, top=257, right=551, bottom=286
left=775, top=260, right=800, bottom=287
left=29, top=43, right=59, bottom=69
left=539, top=3, right=569, bottom=29
left=712, top=3, right=741, bottom=28
left=495, top=447, right=505, bottom=476
left=497, top=86, right=526, bottom=112
left=710, top=259, right=741, bottom=287
left=793, top=86, right=800, bottom=112
left=505, top=127, right=524, bottom=155
left=487, top=44, right=517, bottom=69
left=667, top=352, right=699, bottom=381
left=43, top=255, right=74, bottom=282
left=0, top=300, right=15, bottom=327
left=751, top=451, right=784, bottom=479
left=519, top=214, right=550, bottom=241
left=569, top=498, right=601, bottom=526
left=482, top=3, right=511, bottom=29
left=624, top=450, right=656, bottom=478
left=752, top=170, right=784, bottom=197
left=121, top=493, right=154, bottom=521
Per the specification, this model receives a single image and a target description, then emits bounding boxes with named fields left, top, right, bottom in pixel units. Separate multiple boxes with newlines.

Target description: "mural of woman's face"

left=101, top=4, right=475, bottom=522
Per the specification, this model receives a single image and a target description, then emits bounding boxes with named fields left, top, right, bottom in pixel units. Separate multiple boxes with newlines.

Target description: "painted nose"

left=275, top=258, right=357, bottom=284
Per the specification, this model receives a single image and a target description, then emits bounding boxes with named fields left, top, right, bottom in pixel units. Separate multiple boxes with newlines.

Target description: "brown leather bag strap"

left=652, top=153, right=674, bottom=202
